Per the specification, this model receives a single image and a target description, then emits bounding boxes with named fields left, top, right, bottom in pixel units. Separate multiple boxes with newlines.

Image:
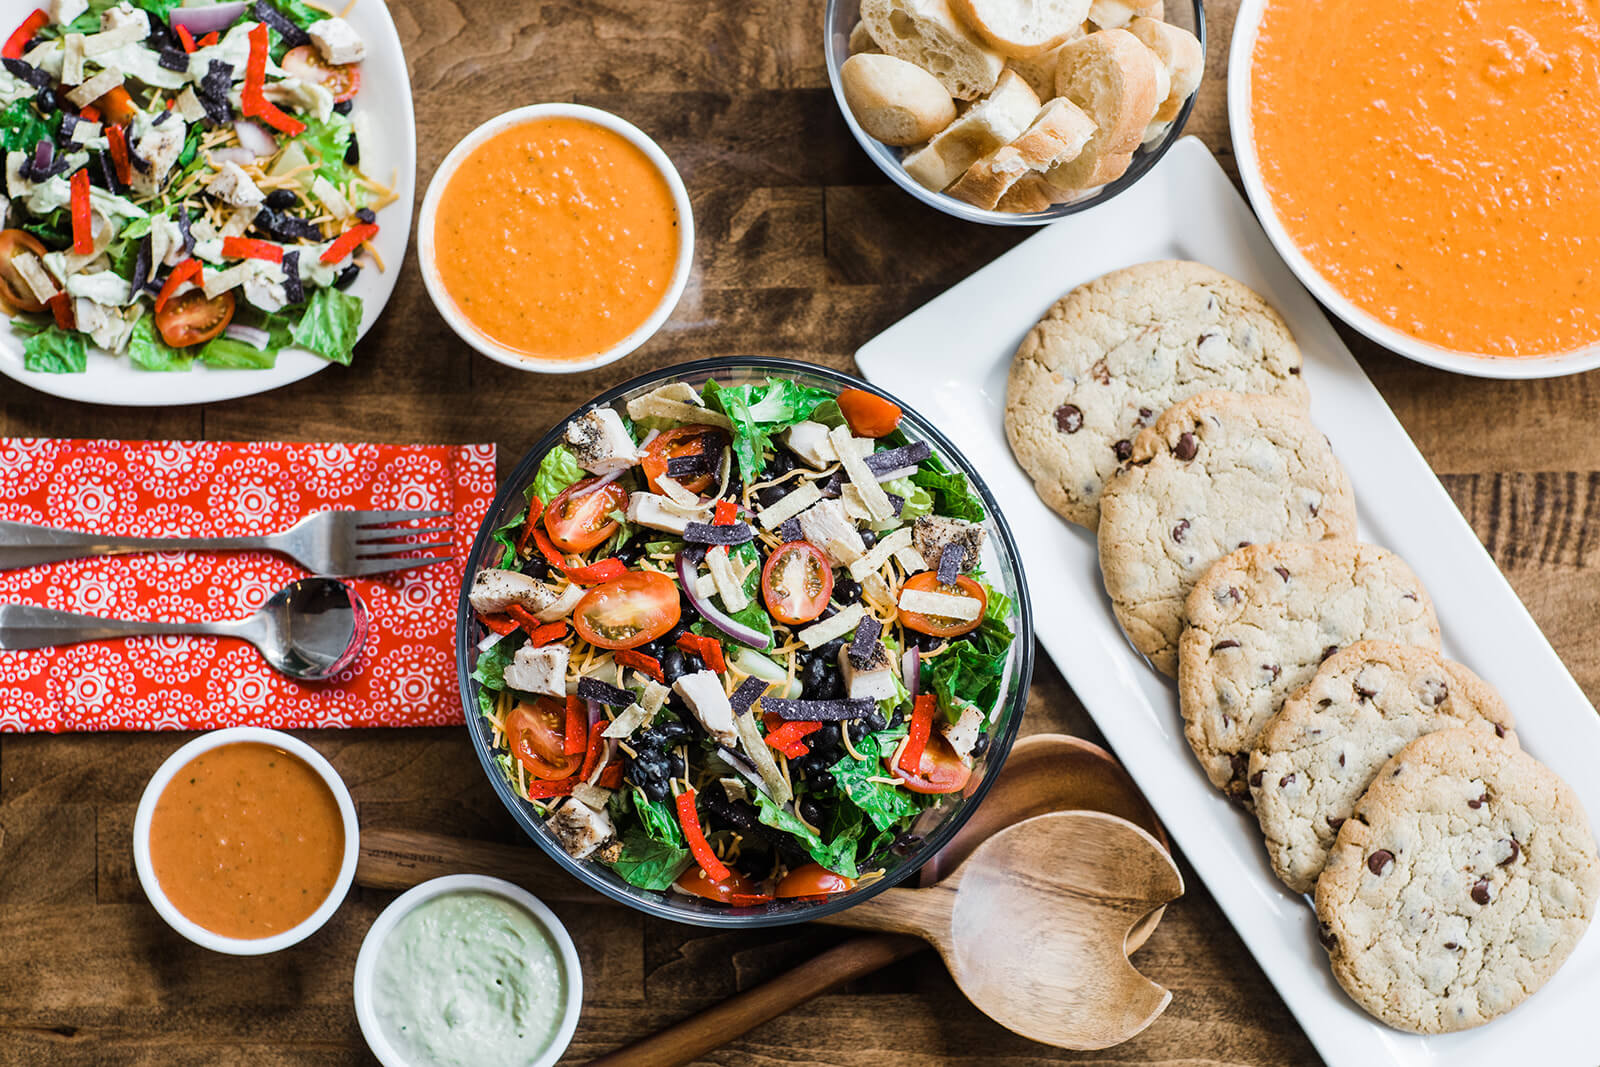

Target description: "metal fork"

left=0, top=510, right=455, bottom=577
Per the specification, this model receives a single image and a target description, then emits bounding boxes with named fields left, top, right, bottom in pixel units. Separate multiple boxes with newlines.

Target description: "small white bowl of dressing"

left=353, top=874, right=583, bottom=1067
left=417, top=103, right=695, bottom=375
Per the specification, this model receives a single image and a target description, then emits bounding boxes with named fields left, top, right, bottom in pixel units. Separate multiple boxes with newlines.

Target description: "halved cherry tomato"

left=837, top=388, right=902, bottom=438
left=0, top=228, right=47, bottom=313
left=761, top=542, right=834, bottom=625
left=93, top=85, right=140, bottom=126
left=543, top=477, right=628, bottom=553
left=776, top=863, right=857, bottom=898
left=675, top=865, right=763, bottom=903
left=154, top=289, right=235, bottom=348
left=897, top=571, right=987, bottom=638
left=891, top=729, right=972, bottom=794
left=504, top=698, right=580, bottom=779
left=280, top=45, right=362, bottom=101
left=572, top=570, right=681, bottom=650
left=641, top=425, right=730, bottom=496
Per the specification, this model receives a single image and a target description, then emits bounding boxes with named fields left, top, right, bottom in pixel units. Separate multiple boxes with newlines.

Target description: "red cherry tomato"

left=897, top=572, right=987, bottom=638
left=154, top=289, right=236, bottom=348
left=641, top=425, right=730, bottom=496
left=776, top=863, right=856, bottom=898
left=544, top=477, right=629, bottom=553
left=761, top=541, right=834, bottom=625
left=674, top=865, right=761, bottom=903
left=0, top=228, right=48, bottom=313
left=836, top=388, right=902, bottom=438
left=573, top=571, right=681, bottom=650
left=504, top=699, right=580, bottom=779
left=892, top=729, right=972, bottom=795
left=280, top=44, right=362, bottom=101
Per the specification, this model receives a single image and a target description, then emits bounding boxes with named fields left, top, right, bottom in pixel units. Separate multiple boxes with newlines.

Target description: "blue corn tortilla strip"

left=199, top=61, right=234, bottom=123
left=848, top=615, right=882, bottom=668
left=937, top=542, right=963, bottom=585
left=176, top=206, right=195, bottom=253
left=756, top=697, right=877, bottom=722
left=576, top=677, right=632, bottom=707
left=254, top=0, right=310, bottom=47
left=157, top=48, right=188, bottom=73
left=281, top=249, right=303, bottom=304
left=862, top=441, right=932, bottom=476
left=683, top=521, right=755, bottom=546
left=729, top=676, right=769, bottom=716
left=2, top=59, right=51, bottom=88
left=129, top=235, right=151, bottom=294
left=666, top=451, right=717, bottom=479
left=776, top=516, right=803, bottom=543
left=59, top=113, right=77, bottom=140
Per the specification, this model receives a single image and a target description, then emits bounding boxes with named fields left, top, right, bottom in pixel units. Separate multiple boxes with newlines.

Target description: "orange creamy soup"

left=1251, top=0, right=1600, bottom=358
left=149, top=742, right=345, bottom=940
left=432, top=117, right=681, bottom=362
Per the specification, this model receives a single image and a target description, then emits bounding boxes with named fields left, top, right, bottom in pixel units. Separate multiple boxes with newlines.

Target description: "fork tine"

left=358, top=542, right=455, bottom=558
left=355, top=527, right=453, bottom=545
left=346, top=509, right=453, bottom=526
left=347, top=555, right=454, bottom=577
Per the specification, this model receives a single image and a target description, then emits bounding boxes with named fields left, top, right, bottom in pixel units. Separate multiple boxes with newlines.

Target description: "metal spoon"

left=0, top=578, right=368, bottom=680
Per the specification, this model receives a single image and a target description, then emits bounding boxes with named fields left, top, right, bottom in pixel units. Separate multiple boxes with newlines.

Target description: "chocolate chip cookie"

left=1315, top=729, right=1599, bottom=1033
left=1097, top=390, right=1356, bottom=675
left=1249, top=642, right=1516, bottom=894
left=1178, top=542, right=1440, bottom=796
left=1005, top=260, right=1307, bottom=529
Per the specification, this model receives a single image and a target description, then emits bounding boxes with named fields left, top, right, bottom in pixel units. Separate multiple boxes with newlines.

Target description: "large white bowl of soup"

left=132, top=727, right=359, bottom=956
left=417, top=104, right=695, bottom=374
left=1230, top=0, right=1600, bottom=379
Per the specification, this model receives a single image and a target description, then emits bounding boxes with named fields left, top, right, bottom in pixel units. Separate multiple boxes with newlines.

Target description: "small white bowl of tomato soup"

left=418, top=103, right=695, bottom=374
left=132, top=727, right=359, bottom=956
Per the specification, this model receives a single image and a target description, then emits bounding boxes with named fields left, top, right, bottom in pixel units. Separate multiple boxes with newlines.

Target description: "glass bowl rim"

left=455, top=355, right=1036, bottom=927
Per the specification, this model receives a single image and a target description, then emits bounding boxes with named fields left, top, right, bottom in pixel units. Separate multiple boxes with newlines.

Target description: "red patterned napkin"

left=0, top=439, right=496, bottom=733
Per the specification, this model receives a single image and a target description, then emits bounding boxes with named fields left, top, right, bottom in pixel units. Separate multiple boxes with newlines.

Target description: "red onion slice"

left=570, top=466, right=627, bottom=499
left=675, top=550, right=770, bottom=650
left=170, top=2, right=248, bottom=37
left=233, top=120, right=277, bottom=158
left=902, top=646, right=920, bottom=697
left=224, top=323, right=271, bottom=349
left=209, top=146, right=258, bottom=167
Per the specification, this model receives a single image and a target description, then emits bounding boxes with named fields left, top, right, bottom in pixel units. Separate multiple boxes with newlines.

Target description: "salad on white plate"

left=0, top=0, right=395, bottom=373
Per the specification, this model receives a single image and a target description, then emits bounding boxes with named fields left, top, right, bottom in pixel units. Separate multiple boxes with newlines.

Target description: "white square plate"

left=856, top=136, right=1600, bottom=1066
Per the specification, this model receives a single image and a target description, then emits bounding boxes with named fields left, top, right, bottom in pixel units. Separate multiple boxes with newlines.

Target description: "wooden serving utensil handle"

left=585, top=934, right=925, bottom=1067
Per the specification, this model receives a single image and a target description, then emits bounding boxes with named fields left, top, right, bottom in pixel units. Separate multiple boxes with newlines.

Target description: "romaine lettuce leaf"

left=828, top=731, right=922, bottom=833
left=911, top=454, right=986, bottom=522
left=530, top=445, right=584, bottom=504
left=289, top=285, right=363, bottom=365
left=881, top=476, right=934, bottom=522
left=197, top=337, right=277, bottom=369
left=635, top=792, right=685, bottom=848
left=613, top=828, right=693, bottom=891
left=703, top=377, right=835, bottom=482
left=22, top=325, right=87, bottom=373
left=127, top=316, right=193, bottom=372
left=0, top=99, right=58, bottom=154
left=753, top=788, right=863, bottom=878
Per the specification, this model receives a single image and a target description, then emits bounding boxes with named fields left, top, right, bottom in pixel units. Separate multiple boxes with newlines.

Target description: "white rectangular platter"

left=855, top=136, right=1600, bottom=1067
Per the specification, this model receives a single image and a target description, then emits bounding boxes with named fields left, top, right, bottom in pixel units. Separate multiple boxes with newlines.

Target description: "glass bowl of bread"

left=826, top=0, right=1205, bottom=225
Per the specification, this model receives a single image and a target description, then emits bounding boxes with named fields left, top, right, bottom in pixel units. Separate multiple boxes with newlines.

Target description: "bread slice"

left=1127, top=16, right=1203, bottom=124
left=996, top=172, right=1061, bottom=212
left=1086, top=0, right=1161, bottom=29
left=950, top=0, right=1090, bottom=58
left=1004, top=34, right=1078, bottom=98
left=849, top=20, right=883, bottom=54
left=841, top=53, right=958, bottom=146
left=860, top=0, right=1006, bottom=100
left=948, top=97, right=1096, bottom=209
left=902, top=69, right=1040, bottom=190
left=1043, top=29, right=1161, bottom=193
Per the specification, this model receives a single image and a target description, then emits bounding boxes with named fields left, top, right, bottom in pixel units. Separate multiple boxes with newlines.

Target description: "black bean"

left=333, top=98, right=353, bottom=115
left=519, top=556, right=550, bottom=580
left=832, top=576, right=862, bottom=605
left=613, top=539, right=644, bottom=565
left=754, top=484, right=788, bottom=508
left=264, top=188, right=298, bottom=210
left=660, top=648, right=689, bottom=686
left=334, top=263, right=360, bottom=290
left=808, top=768, right=836, bottom=790
left=798, top=798, right=826, bottom=827
left=860, top=708, right=888, bottom=733
left=971, top=734, right=990, bottom=758
left=668, top=754, right=686, bottom=777
left=35, top=87, right=55, bottom=113
left=913, top=631, right=944, bottom=653
left=859, top=530, right=877, bottom=550
left=656, top=721, right=691, bottom=747
left=763, top=450, right=796, bottom=478
left=810, top=723, right=841, bottom=755
left=344, top=135, right=359, bottom=164
left=643, top=779, right=670, bottom=803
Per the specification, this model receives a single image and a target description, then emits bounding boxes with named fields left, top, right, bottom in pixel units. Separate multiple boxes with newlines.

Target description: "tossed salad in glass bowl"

left=0, top=0, right=389, bottom=373
left=458, top=357, right=1033, bottom=926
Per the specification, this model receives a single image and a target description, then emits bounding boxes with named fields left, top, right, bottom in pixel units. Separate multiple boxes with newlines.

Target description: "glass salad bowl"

left=456, top=356, right=1035, bottom=927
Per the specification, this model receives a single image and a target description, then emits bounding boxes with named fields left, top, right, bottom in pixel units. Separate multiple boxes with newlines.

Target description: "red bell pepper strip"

left=529, top=526, right=568, bottom=569
left=527, top=778, right=576, bottom=799
left=713, top=500, right=737, bottom=526
left=240, top=24, right=306, bottom=135
left=2, top=10, right=46, bottom=60
left=595, top=762, right=624, bottom=789
left=613, top=648, right=664, bottom=682
left=727, top=892, right=776, bottom=907
left=197, top=30, right=218, bottom=46
left=898, top=694, right=937, bottom=776
left=675, top=788, right=731, bottom=884
left=105, top=124, right=132, bottom=186
left=476, top=611, right=518, bottom=636
left=512, top=495, right=545, bottom=557
left=250, top=96, right=306, bottom=135
left=675, top=632, right=726, bottom=673
left=765, top=719, right=821, bottom=759
left=562, top=557, right=625, bottom=586
left=46, top=292, right=72, bottom=330
left=320, top=222, right=380, bottom=264
left=70, top=169, right=92, bottom=255
left=221, top=235, right=284, bottom=263
left=578, top=729, right=607, bottom=782
left=504, top=604, right=540, bottom=635
left=504, top=605, right=566, bottom=646
left=563, top=695, right=587, bottom=757
left=175, top=24, right=196, bottom=52
left=154, top=258, right=204, bottom=312
left=78, top=105, right=100, bottom=122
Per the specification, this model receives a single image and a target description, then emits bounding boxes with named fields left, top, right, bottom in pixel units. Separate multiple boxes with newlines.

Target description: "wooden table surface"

left=4, top=0, right=1597, bottom=1063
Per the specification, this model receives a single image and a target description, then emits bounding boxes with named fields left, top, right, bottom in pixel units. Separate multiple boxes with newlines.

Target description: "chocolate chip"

left=1500, top=838, right=1521, bottom=866
left=1318, top=698, right=1334, bottom=708
left=1367, top=849, right=1394, bottom=875
left=1308, top=502, right=1320, bottom=517
left=1443, top=941, right=1459, bottom=950
left=1237, top=541, right=1252, bottom=549
left=1468, top=791, right=1489, bottom=810
left=1226, top=586, right=1241, bottom=602
left=1213, top=639, right=1240, bottom=651
left=1338, top=752, right=1346, bottom=767
left=1290, top=366, right=1302, bottom=375
left=1263, top=664, right=1281, bottom=682
left=1113, top=438, right=1132, bottom=462
left=1494, top=723, right=1506, bottom=738
left=1138, top=406, right=1153, bottom=423
left=1091, top=359, right=1110, bottom=385
left=1279, top=773, right=1296, bottom=788
left=1249, top=770, right=1263, bottom=787
left=1471, top=878, right=1491, bottom=905
left=1229, top=752, right=1249, bottom=781
left=1420, top=679, right=1448, bottom=706
left=1355, top=682, right=1377, bottom=699
left=1402, top=591, right=1418, bottom=601
left=1318, top=924, right=1338, bottom=949
left=1172, top=519, right=1190, bottom=543
left=1326, top=815, right=1345, bottom=831
left=1321, top=645, right=1339, bottom=662
left=1054, top=404, right=1084, bottom=433
left=1273, top=566, right=1290, bottom=581
left=1173, top=432, right=1198, bottom=460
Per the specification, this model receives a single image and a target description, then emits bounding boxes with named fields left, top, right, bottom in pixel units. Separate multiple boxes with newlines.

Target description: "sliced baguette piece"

left=860, top=0, right=1005, bottom=100
left=901, top=68, right=1040, bottom=190
left=1127, top=15, right=1203, bottom=124
left=849, top=20, right=883, bottom=54
left=949, top=0, right=1090, bottom=58
left=995, top=172, right=1060, bottom=212
left=947, top=97, right=1096, bottom=209
left=1086, top=0, right=1161, bottom=29
left=1004, top=35, right=1078, bottom=98
left=841, top=53, right=958, bottom=146
left=1043, top=28, right=1161, bottom=193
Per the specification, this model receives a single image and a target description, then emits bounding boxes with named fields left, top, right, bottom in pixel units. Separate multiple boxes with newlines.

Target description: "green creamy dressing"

left=373, top=891, right=566, bottom=1067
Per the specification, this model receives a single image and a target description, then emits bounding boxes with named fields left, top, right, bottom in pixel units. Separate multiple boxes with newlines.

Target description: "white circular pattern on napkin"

left=125, top=631, right=219, bottom=687
left=124, top=440, right=222, bottom=500
left=47, top=454, right=139, bottom=531
left=0, top=648, right=49, bottom=684
left=122, top=502, right=213, bottom=539
left=0, top=691, right=55, bottom=731
left=48, top=558, right=141, bottom=616
left=371, top=453, right=450, bottom=512
left=207, top=454, right=304, bottom=536
left=370, top=563, right=454, bottom=640
left=128, top=689, right=208, bottom=730
left=374, top=642, right=453, bottom=722
left=50, top=644, right=139, bottom=727
left=203, top=558, right=299, bottom=620
left=0, top=438, right=64, bottom=496
left=205, top=645, right=292, bottom=725
left=303, top=442, right=381, bottom=499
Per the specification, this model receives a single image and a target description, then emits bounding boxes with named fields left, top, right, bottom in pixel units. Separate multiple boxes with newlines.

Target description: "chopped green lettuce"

left=22, top=325, right=87, bottom=373
left=754, top=788, right=863, bottom=878
left=881, top=476, right=934, bottom=522
left=0, top=99, right=58, bottom=154
left=703, top=377, right=835, bottom=481
left=911, top=455, right=986, bottom=522
left=613, top=828, right=693, bottom=891
left=197, top=337, right=277, bottom=369
left=922, top=584, right=1013, bottom=721
left=829, top=731, right=922, bottom=832
left=127, top=316, right=193, bottom=372
left=288, top=114, right=367, bottom=204
left=635, top=792, right=685, bottom=848
left=530, top=445, right=584, bottom=504
left=289, top=286, right=364, bottom=365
